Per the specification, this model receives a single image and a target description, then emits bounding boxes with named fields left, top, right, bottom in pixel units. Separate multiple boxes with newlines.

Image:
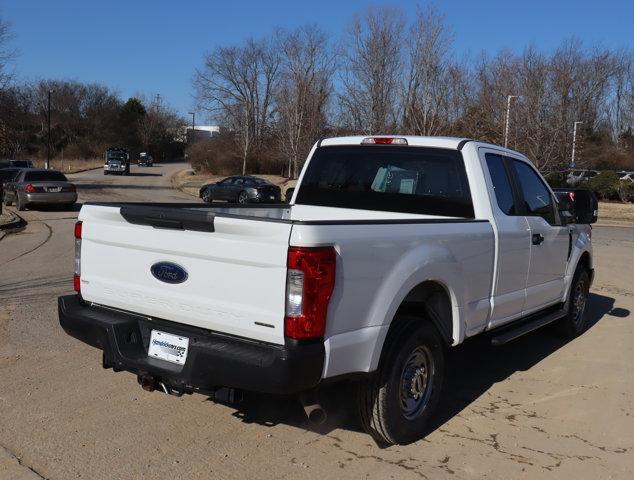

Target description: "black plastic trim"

left=457, top=139, right=472, bottom=150
left=120, top=205, right=216, bottom=232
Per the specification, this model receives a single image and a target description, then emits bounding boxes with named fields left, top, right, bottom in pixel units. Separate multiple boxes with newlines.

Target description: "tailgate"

left=78, top=205, right=292, bottom=344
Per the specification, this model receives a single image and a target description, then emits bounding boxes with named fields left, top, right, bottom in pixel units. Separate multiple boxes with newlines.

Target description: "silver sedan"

left=2, top=169, right=77, bottom=211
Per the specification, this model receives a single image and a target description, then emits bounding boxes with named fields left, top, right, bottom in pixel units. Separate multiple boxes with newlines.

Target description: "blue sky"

left=2, top=0, right=632, bottom=120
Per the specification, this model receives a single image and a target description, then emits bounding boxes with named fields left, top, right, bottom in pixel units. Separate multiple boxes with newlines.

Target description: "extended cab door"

left=481, top=150, right=531, bottom=327
left=509, top=158, right=569, bottom=314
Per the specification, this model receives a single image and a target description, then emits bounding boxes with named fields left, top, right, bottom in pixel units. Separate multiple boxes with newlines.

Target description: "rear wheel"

left=237, top=191, right=249, bottom=204
left=358, top=317, right=445, bottom=445
left=16, top=193, right=26, bottom=211
left=3, top=192, right=12, bottom=206
left=202, top=189, right=212, bottom=203
left=558, top=268, right=590, bottom=337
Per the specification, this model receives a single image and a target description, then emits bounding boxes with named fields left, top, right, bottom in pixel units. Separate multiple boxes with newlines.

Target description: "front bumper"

left=23, top=192, right=77, bottom=204
left=58, top=295, right=324, bottom=395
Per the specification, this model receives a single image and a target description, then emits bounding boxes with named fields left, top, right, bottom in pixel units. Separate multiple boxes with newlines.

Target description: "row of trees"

left=0, top=17, right=184, bottom=162
left=0, top=81, right=184, bottom=162
left=192, top=5, right=634, bottom=178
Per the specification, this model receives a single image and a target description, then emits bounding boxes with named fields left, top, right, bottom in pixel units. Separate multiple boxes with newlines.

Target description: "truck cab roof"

left=319, top=136, right=529, bottom=158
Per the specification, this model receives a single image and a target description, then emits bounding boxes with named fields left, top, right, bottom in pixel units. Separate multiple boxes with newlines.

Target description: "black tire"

left=237, top=191, right=249, bottom=204
left=201, top=189, right=212, bottom=203
left=557, top=268, right=590, bottom=337
left=104, top=171, right=108, bottom=175
left=358, top=317, right=445, bottom=445
left=16, top=193, right=26, bottom=211
left=3, top=192, right=12, bottom=206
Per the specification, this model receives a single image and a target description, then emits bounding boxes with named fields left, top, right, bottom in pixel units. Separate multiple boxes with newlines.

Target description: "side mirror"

left=573, top=190, right=598, bottom=224
left=555, top=189, right=598, bottom=224
left=557, top=197, right=574, bottom=224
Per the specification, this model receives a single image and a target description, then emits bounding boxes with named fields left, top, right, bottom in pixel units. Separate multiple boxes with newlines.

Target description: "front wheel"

left=202, top=189, right=212, bottom=203
left=358, top=318, right=445, bottom=445
left=558, top=268, right=590, bottom=337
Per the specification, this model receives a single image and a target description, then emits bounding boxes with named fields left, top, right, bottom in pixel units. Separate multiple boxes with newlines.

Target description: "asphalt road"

left=0, top=163, right=632, bottom=479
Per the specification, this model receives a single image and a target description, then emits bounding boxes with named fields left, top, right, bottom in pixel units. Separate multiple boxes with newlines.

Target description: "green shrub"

left=587, top=171, right=621, bottom=200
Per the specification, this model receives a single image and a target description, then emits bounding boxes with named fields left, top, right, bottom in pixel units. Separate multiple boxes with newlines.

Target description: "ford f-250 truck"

left=58, top=136, right=595, bottom=445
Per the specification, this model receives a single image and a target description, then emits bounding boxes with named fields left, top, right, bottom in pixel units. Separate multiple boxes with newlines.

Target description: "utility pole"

left=154, top=93, right=161, bottom=113
left=571, top=121, right=583, bottom=168
left=46, top=89, right=53, bottom=169
left=188, top=112, right=195, bottom=144
left=504, top=95, right=518, bottom=148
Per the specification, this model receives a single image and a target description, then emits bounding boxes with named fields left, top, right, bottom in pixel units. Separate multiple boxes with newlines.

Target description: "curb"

left=0, top=211, right=27, bottom=241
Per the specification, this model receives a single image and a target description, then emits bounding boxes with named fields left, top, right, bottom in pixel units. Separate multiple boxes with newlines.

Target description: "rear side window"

left=485, top=154, right=516, bottom=215
left=296, top=146, right=474, bottom=217
left=24, top=171, right=68, bottom=182
left=512, top=160, right=556, bottom=224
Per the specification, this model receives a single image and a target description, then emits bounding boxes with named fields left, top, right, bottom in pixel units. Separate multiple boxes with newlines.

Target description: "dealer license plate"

left=148, top=330, right=189, bottom=365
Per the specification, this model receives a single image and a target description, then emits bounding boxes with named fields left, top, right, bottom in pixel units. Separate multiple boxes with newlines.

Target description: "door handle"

left=532, top=233, right=545, bottom=245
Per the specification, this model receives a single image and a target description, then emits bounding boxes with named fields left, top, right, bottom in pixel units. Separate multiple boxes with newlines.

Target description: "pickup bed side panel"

left=78, top=206, right=292, bottom=345
left=290, top=221, right=495, bottom=378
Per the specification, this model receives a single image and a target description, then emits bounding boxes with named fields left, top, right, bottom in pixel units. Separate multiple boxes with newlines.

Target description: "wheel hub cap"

left=399, top=346, right=434, bottom=420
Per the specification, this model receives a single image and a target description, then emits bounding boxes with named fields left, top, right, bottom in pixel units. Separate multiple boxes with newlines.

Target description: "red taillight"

left=284, top=246, right=337, bottom=340
left=568, top=191, right=575, bottom=202
left=24, top=183, right=36, bottom=193
left=74, top=221, right=82, bottom=293
left=361, top=137, right=408, bottom=145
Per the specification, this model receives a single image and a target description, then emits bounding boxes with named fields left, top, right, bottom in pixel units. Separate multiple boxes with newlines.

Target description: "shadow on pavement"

left=208, top=292, right=626, bottom=443
left=75, top=184, right=172, bottom=190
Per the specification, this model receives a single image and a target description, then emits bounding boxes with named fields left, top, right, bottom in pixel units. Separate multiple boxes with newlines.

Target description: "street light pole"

left=188, top=112, right=195, bottom=144
left=504, top=95, right=518, bottom=148
left=46, top=89, right=53, bottom=170
left=571, top=121, right=583, bottom=168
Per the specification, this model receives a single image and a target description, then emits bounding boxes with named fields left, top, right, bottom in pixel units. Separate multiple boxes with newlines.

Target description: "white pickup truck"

left=59, top=136, right=595, bottom=445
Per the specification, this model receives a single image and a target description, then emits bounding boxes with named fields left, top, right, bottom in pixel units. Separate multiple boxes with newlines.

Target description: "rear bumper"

left=23, top=192, right=77, bottom=204
left=58, top=295, right=324, bottom=395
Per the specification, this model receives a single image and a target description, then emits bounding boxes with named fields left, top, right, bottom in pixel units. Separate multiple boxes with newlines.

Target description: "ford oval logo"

left=151, top=262, right=188, bottom=284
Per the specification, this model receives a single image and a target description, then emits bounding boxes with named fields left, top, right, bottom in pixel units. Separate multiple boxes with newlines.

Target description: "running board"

left=490, top=309, right=567, bottom=346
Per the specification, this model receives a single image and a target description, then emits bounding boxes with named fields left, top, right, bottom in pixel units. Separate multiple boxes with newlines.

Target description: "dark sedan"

left=199, top=176, right=281, bottom=204
left=3, top=169, right=77, bottom=211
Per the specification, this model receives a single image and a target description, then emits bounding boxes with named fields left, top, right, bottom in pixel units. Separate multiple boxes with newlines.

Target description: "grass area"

left=32, top=158, right=103, bottom=174
left=597, top=202, right=634, bottom=226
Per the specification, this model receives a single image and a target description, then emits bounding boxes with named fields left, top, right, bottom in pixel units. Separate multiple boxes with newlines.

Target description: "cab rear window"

left=295, top=146, right=474, bottom=217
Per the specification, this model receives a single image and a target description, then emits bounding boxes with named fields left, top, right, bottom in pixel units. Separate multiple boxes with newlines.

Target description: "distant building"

left=179, top=125, right=220, bottom=143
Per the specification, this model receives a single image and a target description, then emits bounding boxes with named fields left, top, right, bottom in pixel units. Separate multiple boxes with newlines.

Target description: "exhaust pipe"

left=300, top=391, right=327, bottom=425
left=138, top=374, right=157, bottom=392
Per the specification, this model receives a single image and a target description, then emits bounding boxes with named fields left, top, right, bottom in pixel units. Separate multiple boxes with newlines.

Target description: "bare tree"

left=339, top=6, right=405, bottom=133
left=401, top=6, right=454, bottom=135
left=275, top=25, right=334, bottom=177
left=0, top=16, right=15, bottom=90
left=194, top=38, right=279, bottom=174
